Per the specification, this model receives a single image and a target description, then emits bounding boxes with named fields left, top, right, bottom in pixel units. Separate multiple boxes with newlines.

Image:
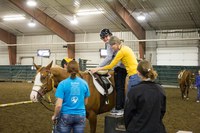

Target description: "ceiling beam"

left=106, top=0, right=145, bottom=59
left=106, top=0, right=145, bottom=40
left=0, top=28, right=16, bottom=65
left=8, top=0, right=75, bottom=58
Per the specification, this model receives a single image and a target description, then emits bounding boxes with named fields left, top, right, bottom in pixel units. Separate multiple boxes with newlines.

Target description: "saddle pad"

left=88, top=70, right=113, bottom=95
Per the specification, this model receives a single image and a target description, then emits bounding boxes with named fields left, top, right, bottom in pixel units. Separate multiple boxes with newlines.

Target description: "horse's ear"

left=46, top=61, right=53, bottom=70
left=33, top=62, right=40, bottom=70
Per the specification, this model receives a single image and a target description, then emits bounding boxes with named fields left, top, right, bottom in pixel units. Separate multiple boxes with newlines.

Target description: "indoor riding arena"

left=0, top=0, right=200, bottom=133
left=1, top=81, right=200, bottom=133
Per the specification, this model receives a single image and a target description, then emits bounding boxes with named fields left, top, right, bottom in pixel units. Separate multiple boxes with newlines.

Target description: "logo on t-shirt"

left=71, top=96, right=78, bottom=104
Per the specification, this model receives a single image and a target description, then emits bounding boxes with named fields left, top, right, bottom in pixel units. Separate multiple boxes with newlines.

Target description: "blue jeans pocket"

left=56, top=115, right=86, bottom=133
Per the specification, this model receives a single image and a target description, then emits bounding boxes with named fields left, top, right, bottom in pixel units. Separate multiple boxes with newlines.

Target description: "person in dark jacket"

left=124, top=60, right=166, bottom=133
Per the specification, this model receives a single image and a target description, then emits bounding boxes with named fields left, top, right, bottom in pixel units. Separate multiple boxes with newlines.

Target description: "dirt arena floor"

left=0, top=82, right=200, bottom=133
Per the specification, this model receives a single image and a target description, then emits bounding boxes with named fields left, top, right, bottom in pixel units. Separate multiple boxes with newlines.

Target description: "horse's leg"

left=182, top=90, right=185, bottom=99
left=183, top=86, right=187, bottom=99
left=186, top=86, right=189, bottom=100
left=181, top=90, right=184, bottom=99
left=180, top=85, right=184, bottom=99
left=87, top=110, right=97, bottom=133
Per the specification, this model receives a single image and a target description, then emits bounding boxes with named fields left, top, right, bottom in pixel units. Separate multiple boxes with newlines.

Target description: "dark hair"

left=61, top=58, right=73, bottom=68
left=61, top=59, right=67, bottom=68
left=100, top=29, right=112, bottom=39
left=67, top=60, right=79, bottom=79
left=137, top=60, right=158, bottom=80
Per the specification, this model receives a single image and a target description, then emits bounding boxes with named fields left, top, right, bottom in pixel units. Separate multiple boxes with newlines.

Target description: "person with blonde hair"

left=52, top=60, right=90, bottom=133
left=91, top=36, right=141, bottom=93
left=91, top=36, right=141, bottom=115
left=124, top=60, right=166, bottom=133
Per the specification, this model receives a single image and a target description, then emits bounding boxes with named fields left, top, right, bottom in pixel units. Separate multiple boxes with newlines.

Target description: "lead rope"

left=32, top=77, right=56, bottom=112
left=39, top=100, right=54, bottom=112
left=52, top=117, right=58, bottom=133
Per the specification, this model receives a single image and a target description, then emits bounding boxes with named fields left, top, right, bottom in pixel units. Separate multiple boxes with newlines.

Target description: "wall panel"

left=157, top=47, right=198, bottom=66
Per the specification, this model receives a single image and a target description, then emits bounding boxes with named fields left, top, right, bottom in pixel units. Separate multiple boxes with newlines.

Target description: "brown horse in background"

left=178, top=70, right=195, bottom=99
left=30, top=61, right=116, bottom=133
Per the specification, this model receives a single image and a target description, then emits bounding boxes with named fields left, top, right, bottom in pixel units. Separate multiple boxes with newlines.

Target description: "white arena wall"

left=146, top=29, right=200, bottom=65
left=16, top=31, right=139, bottom=66
left=0, top=29, right=200, bottom=66
left=0, top=40, right=9, bottom=65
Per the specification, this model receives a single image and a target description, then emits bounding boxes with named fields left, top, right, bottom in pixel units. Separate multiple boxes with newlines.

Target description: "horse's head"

left=30, top=61, right=54, bottom=102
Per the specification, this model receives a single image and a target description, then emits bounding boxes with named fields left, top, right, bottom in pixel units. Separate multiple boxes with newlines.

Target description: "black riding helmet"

left=100, top=29, right=112, bottom=39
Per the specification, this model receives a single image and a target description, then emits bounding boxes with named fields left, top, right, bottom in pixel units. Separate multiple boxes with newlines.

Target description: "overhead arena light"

left=3, top=15, right=26, bottom=21
left=70, top=15, right=78, bottom=25
left=76, top=9, right=104, bottom=16
left=28, top=19, right=36, bottom=27
left=137, top=12, right=146, bottom=21
left=26, top=0, right=37, bottom=7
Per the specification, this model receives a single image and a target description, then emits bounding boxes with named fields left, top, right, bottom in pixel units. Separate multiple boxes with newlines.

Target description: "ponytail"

left=137, top=60, right=158, bottom=80
left=67, top=60, right=79, bottom=79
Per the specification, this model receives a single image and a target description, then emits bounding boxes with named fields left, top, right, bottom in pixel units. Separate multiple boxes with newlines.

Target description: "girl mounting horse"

left=30, top=61, right=116, bottom=133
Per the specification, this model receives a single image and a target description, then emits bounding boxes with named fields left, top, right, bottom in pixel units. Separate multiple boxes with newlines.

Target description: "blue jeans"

left=114, top=67, right=127, bottom=110
left=197, top=87, right=200, bottom=100
left=55, top=114, right=86, bottom=133
left=127, top=74, right=141, bottom=92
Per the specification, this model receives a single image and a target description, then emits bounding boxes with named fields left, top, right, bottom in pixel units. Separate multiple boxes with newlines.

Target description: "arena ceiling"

left=0, top=0, right=200, bottom=36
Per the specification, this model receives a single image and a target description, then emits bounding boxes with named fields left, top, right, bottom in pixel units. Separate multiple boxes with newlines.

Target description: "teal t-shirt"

left=55, top=77, right=90, bottom=116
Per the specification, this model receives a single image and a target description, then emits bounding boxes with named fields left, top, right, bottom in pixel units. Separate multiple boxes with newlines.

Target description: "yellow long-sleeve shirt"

left=103, top=45, right=138, bottom=76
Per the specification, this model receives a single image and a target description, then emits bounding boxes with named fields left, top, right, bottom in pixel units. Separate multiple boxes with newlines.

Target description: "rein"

left=32, top=89, right=55, bottom=112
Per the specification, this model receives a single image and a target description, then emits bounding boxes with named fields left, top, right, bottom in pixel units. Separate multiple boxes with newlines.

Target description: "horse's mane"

left=53, top=65, right=63, bottom=68
left=50, top=66, right=68, bottom=77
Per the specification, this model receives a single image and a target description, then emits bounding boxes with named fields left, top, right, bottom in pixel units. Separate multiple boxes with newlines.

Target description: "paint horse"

left=178, top=70, right=195, bottom=99
left=30, top=61, right=116, bottom=133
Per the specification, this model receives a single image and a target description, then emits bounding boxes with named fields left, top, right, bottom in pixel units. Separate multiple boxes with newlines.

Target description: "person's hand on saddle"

left=90, top=67, right=103, bottom=74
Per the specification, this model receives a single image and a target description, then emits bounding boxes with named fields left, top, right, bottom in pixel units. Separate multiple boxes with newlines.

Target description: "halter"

left=32, top=70, right=55, bottom=111
left=33, top=71, right=54, bottom=93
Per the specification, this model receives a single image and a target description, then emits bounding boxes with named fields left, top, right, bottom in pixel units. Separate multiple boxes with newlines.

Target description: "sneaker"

left=110, top=108, right=124, bottom=116
left=110, top=108, right=116, bottom=114
left=196, top=100, right=200, bottom=103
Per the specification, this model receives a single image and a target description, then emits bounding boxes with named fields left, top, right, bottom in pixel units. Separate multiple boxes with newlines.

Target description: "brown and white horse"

left=178, top=70, right=195, bottom=100
left=30, top=61, right=116, bottom=133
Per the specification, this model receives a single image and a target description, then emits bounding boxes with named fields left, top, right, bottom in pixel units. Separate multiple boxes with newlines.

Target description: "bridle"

left=32, top=70, right=55, bottom=111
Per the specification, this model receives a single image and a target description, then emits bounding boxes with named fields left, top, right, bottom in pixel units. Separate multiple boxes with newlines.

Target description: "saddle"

left=88, top=70, right=113, bottom=104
